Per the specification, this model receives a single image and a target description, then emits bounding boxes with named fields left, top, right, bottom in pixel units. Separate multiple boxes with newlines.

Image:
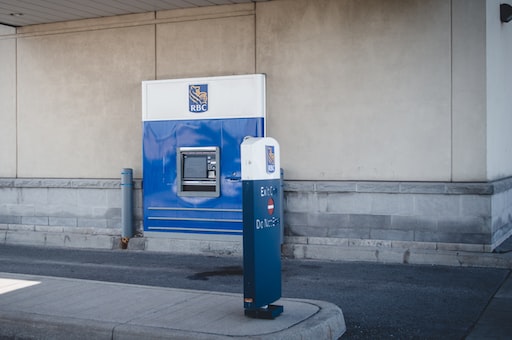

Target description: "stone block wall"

left=491, top=179, right=512, bottom=246
left=0, top=178, right=143, bottom=236
left=2, top=177, right=512, bottom=261
left=284, top=178, right=512, bottom=253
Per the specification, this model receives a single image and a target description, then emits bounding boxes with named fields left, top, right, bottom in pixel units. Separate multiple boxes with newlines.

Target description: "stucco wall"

left=155, top=4, right=255, bottom=79
left=0, top=25, right=16, bottom=177
left=1, top=0, right=509, bottom=182
left=451, top=0, right=487, bottom=181
left=486, top=0, right=512, bottom=180
left=16, top=14, right=155, bottom=179
left=257, top=0, right=452, bottom=181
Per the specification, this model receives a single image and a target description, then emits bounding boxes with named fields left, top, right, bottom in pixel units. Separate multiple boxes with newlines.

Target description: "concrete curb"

left=0, top=307, right=345, bottom=340
left=0, top=312, right=116, bottom=340
left=278, top=299, right=346, bottom=340
left=283, top=243, right=512, bottom=269
left=112, top=299, right=345, bottom=340
left=0, top=273, right=346, bottom=340
left=3, top=226, right=512, bottom=268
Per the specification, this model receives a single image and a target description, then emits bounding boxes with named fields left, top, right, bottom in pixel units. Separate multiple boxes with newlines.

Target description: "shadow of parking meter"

left=241, top=136, right=283, bottom=319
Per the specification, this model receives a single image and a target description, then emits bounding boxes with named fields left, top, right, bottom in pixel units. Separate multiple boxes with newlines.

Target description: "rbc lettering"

left=190, top=104, right=208, bottom=112
left=188, top=84, right=208, bottom=113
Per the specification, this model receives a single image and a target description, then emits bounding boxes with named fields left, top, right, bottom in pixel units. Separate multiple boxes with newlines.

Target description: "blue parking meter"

left=241, top=137, right=283, bottom=319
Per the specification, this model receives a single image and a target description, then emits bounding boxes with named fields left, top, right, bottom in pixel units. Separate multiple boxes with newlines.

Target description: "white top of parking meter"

left=241, top=137, right=280, bottom=181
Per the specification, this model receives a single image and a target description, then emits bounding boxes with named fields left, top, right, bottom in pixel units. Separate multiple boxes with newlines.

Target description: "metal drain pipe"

left=121, top=168, right=133, bottom=249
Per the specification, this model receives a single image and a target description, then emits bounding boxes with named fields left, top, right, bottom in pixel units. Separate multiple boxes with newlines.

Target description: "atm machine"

left=141, top=74, right=266, bottom=237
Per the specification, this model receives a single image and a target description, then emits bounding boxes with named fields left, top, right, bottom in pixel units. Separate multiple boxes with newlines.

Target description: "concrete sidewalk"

left=0, top=272, right=345, bottom=339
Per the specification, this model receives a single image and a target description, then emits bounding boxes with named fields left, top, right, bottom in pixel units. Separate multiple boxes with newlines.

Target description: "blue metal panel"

left=142, top=117, right=264, bottom=234
left=243, top=178, right=282, bottom=310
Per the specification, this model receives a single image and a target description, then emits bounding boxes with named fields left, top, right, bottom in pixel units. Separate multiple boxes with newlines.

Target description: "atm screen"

left=178, top=146, right=219, bottom=197
left=183, top=155, right=207, bottom=179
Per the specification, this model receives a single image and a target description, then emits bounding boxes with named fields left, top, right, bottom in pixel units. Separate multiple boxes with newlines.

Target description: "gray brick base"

left=284, top=177, right=512, bottom=253
left=0, top=178, right=143, bottom=237
left=1, top=177, right=512, bottom=265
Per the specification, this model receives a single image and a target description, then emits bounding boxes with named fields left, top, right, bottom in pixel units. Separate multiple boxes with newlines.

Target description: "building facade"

left=1, top=0, right=511, bottom=264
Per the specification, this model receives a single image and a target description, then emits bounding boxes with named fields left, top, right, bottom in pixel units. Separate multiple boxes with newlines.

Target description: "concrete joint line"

left=12, top=10, right=255, bottom=39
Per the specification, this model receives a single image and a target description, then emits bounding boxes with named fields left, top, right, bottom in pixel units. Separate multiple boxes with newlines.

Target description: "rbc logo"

left=189, top=84, right=208, bottom=113
left=266, top=145, right=275, bottom=174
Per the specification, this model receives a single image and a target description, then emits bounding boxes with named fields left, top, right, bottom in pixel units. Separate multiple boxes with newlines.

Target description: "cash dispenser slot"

left=177, top=146, right=220, bottom=197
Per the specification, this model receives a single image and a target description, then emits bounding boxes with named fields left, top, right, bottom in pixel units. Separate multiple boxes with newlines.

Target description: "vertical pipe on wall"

left=121, top=168, right=133, bottom=248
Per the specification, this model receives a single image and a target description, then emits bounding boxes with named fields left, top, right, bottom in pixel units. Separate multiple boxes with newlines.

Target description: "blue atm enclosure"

left=142, top=74, right=266, bottom=236
left=242, top=137, right=283, bottom=319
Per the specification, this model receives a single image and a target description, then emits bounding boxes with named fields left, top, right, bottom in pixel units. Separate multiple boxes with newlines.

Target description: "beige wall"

left=257, top=0, right=452, bottom=181
left=13, top=5, right=255, bottom=179
left=451, top=0, right=487, bottom=181
left=2, top=0, right=510, bottom=182
left=156, top=4, right=255, bottom=79
left=486, top=0, right=512, bottom=180
left=16, top=14, right=155, bottom=178
left=0, top=25, right=17, bottom=177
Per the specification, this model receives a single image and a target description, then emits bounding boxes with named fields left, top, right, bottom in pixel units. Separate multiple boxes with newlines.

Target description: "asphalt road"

left=0, top=244, right=509, bottom=339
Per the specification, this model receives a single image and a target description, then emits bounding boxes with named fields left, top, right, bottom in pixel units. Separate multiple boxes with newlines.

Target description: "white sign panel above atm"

left=142, top=74, right=266, bottom=121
